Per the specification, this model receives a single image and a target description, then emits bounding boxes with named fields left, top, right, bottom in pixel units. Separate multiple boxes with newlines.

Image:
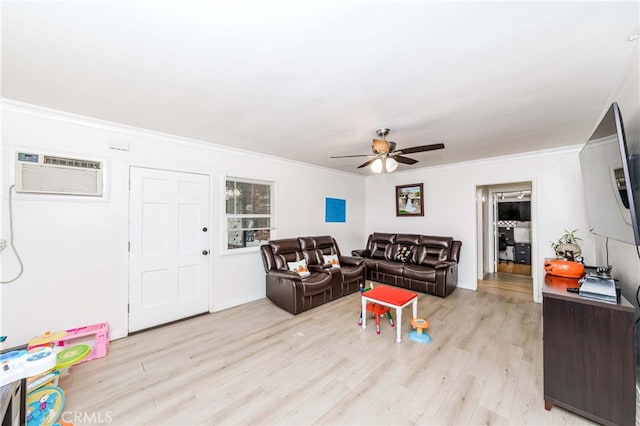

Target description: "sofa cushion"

left=288, top=259, right=311, bottom=277
left=377, top=260, right=405, bottom=275
left=300, top=273, right=332, bottom=296
left=323, top=254, right=340, bottom=268
left=403, top=264, right=437, bottom=283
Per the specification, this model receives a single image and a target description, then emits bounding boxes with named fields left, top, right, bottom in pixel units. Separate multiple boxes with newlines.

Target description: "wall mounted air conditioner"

left=15, top=152, right=103, bottom=196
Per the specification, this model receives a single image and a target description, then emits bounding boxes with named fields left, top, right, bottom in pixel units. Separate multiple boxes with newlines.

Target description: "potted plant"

left=550, top=229, right=582, bottom=261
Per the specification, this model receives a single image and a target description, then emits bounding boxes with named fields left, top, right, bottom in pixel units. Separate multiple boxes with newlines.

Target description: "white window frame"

left=224, top=176, right=275, bottom=254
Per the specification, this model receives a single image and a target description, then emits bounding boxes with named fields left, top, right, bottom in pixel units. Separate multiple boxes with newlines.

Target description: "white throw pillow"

left=288, top=259, right=311, bottom=277
left=323, top=254, right=341, bottom=269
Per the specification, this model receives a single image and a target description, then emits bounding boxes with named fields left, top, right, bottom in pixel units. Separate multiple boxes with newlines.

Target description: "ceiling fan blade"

left=394, top=155, right=418, bottom=165
left=330, top=154, right=373, bottom=158
left=397, top=143, right=445, bottom=155
left=357, top=158, right=377, bottom=169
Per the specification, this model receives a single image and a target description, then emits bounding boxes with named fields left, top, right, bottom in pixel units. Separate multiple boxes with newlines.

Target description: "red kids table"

left=361, top=285, right=417, bottom=343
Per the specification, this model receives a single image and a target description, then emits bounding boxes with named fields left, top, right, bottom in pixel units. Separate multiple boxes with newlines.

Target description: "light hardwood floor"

left=496, top=262, right=532, bottom=276
left=478, top=272, right=533, bottom=301
left=59, top=285, right=598, bottom=425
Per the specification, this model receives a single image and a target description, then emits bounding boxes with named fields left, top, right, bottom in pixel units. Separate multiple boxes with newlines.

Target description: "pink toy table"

left=361, top=285, right=417, bottom=343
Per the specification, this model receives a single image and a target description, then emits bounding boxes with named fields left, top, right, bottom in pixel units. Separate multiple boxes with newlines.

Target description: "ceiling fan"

left=331, top=128, right=445, bottom=173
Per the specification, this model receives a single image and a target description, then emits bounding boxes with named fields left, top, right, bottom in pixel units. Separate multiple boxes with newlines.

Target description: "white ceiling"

left=2, top=1, right=638, bottom=175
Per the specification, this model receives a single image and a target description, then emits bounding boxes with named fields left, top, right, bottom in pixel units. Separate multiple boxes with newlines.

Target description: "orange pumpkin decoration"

left=544, top=259, right=584, bottom=279
left=544, top=273, right=581, bottom=289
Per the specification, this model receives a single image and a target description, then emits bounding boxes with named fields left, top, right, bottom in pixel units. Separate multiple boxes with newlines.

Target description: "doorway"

left=128, top=167, right=211, bottom=332
left=476, top=182, right=534, bottom=299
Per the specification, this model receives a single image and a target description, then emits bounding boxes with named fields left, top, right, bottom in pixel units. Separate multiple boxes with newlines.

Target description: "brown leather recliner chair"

left=260, top=236, right=365, bottom=315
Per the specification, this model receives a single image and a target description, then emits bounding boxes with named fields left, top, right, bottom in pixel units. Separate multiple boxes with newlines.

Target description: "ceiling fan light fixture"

left=371, top=158, right=383, bottom=173
left=331, top=127, right=445, bottom=172
left=386, top=157, right=398, bottom=172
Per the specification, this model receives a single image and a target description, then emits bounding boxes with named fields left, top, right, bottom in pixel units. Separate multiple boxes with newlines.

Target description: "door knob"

left=202, top=250, right=209, bottom=255
left=202, top=227, right=208, bottom=232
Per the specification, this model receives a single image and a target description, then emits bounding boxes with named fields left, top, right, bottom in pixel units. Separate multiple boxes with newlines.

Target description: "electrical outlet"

left=0, top=239, right=7, bottom=251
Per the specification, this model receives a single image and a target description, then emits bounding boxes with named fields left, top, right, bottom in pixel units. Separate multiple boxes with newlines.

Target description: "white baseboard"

left=212, top=293, right=265, bottom=312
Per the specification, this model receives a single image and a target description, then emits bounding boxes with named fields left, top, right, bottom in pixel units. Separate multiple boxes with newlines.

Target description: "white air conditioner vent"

left=16, top=152, right=103, bottom=196
left=43, top=155, right=101, bottom=170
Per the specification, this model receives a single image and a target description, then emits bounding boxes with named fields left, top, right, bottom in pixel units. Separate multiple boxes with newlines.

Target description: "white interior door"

left=129, top=167, right=210, bottom=332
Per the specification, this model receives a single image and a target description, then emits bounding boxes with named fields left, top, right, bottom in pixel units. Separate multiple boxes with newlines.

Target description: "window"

left=225, top=177, right=274, bottom=250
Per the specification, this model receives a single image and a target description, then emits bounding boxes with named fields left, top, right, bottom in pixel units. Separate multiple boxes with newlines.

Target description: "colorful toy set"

left=26, top=386, right=65, bottom=426
left=1, top=322, right=110, bottom=426
left=28, top=322, right=110, bottom=364
left=0, top=347, right=56, bottom=387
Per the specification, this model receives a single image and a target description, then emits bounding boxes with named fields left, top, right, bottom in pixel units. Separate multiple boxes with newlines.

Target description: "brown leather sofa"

left=260, top=236, right=366, bottom=314
left=352, top=233, right=461, bottom=297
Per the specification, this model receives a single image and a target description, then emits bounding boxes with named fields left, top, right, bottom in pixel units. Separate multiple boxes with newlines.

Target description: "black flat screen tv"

left=579, top=102, right=640, bottom=246
left=498, top=201, right=531, bottom=221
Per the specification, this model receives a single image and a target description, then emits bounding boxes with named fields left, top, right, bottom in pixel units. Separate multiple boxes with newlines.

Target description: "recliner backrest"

left=299, top=236, right=338, bottom=266
left=396, top=234, right=421, bottom=245
left=415, top=236, right=454, bottom=267
left=368, top=232, right=396, bottom=259
left=269, top=238, right=304, bottom=270
left=260, top=245, right=277, bottom=272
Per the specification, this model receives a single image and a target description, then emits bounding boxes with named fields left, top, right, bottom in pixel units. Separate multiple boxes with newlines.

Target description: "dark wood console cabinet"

left=543, top=281, right=636, bottom=425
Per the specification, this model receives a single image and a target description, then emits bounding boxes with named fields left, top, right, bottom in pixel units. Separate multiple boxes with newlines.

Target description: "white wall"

left=0, top=102, right=366, bottom=348
left=364, top=146, right=595, bottom=302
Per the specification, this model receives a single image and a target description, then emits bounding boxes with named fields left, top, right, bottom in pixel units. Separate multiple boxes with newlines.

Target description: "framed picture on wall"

left=396, top=183, right=424, bottom=216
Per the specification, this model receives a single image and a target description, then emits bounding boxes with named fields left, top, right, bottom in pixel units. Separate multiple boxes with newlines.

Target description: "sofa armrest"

left=351, top=249, right=370, bottom=258
left=309, top=264, right=332, bottom=272
left=265, top=272, right=302, bottom=315
left=434, top=260, right=457, bottom=270
left=433, top=261, right=458, bottom=298
left=267, top=270, right=302, bottom=280
left=340, top=255, right=364, bottom=266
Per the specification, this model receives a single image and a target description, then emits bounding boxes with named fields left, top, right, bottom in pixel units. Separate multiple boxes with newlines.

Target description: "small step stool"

left=409, top=317, right=431, bottom=343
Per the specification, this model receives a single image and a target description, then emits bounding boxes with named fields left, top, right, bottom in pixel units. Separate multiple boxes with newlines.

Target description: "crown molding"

left=1, top=99, right=365, bottom=180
